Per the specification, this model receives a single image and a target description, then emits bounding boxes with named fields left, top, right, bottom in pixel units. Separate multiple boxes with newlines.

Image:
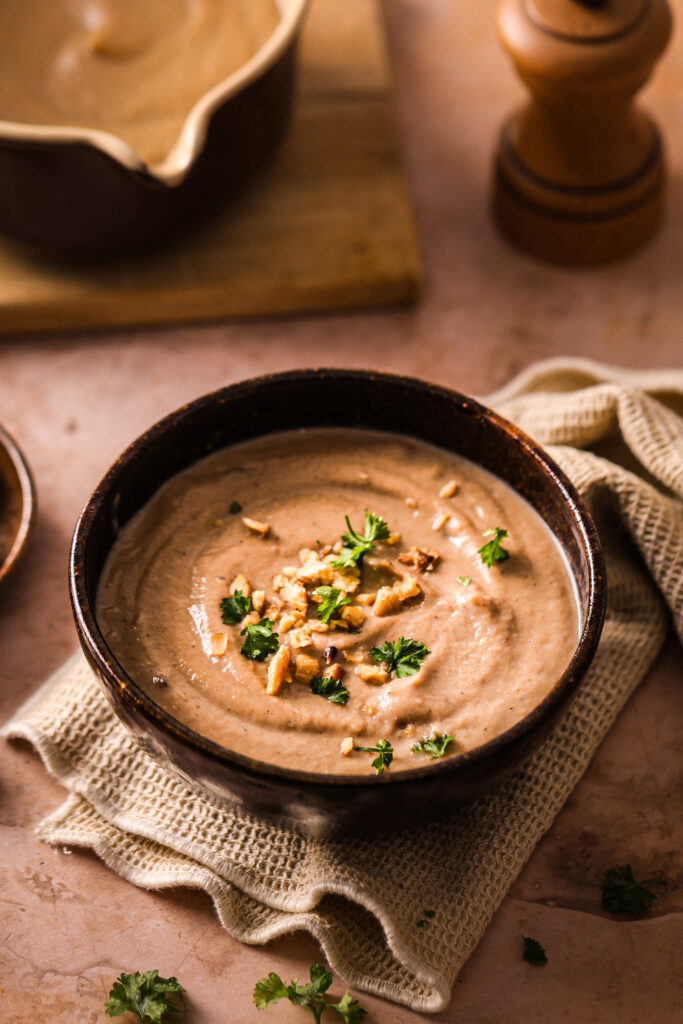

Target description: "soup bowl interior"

left=70, top=370, right=606, bottom=836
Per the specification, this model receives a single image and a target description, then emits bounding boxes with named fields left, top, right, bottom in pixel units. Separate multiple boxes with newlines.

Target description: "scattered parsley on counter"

left=456, top=576, right=471, bottom=586
left=310, top=674, right=350, bottom=706
left=356, top=739, right=394, bottom=774
left=478, top=527, right=509, bottom=568
left=601, top=865, right=664, bottom=914
left=522, top=936, right=548, bottom=966
left=105, top=970, right=184, bottom=1023
left=332, top=509, right=390, bottom=569
left=220, top=589, right=252, bottom=625
left=411, top=734, right=455, bottom=759
left=315, top=585, right=351, bottom=624
left=253, top=961, right=366, bottom=1023
left=229, top=500, right=242, bottom=514
left=240, top=618, right=279, bottom=660
left=370, top=637, right=430, bottom=678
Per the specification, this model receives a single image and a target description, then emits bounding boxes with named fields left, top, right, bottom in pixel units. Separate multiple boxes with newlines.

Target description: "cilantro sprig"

left=240, top=618, right=279, bottom=660
left=254, top=961, right=366, bottom=1023
left=601, top=865, right=664, bottom=914
left=332, top=510, right=390, bottom=569
left=478, top=527, right=509, bottom=568
left=105, top=970, right=184, bottom=1023
left=370, top=637, right=430, bottom=678
left=220, top=589, right=252, bottom=625
left=411, top=733, right=455, bottom=759
left=356, top=739, right=394, bottom=774
left=314, top=585, right=351, bottom=625
left=522, top=936, right=548, bottom=966
left=310, top=675, right=350, bottom=705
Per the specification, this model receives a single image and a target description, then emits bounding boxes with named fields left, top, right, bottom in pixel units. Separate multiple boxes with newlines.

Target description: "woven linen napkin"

left=3, top=359, right=682, bottom=1013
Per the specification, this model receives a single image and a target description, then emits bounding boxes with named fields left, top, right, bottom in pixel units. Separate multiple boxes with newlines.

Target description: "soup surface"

left=0, top=0, right=281, bottom=165
left=97, top=429, right=579, bottom=775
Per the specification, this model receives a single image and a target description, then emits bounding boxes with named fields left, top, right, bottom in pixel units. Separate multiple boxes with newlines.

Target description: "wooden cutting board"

left=0, top=0, right=420, bottom=335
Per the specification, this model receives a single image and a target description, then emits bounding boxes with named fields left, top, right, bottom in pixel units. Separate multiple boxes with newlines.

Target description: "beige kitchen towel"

left=3, top=359, right=682, bottom=1013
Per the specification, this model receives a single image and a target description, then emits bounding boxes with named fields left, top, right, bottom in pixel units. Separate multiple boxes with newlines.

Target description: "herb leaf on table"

left=105, top=970, right=184, bottom=1023
left=602, top=864, right=665, bottom=914
left=522, top=936, right=548, bottom=965
left=253, top=961, right=367, bottom=1022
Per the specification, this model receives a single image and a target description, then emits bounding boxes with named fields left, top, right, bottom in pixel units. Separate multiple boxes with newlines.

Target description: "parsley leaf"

left=412, top=733, right=455, bottom=759
left=240, top=618, right=279, bottom=660
left=370, top=637, right=430, bottom=678
left=253, top=962, right=366, bottom=1023
left=478, top=527, right=509, bottom=568
left=601, top=865, right=664, bottom=914
left=522, top=936, right=548, bottom=966
left=356, top=739, right=393, bottom=774
left=457, top=576, right=471, bottom=586
left=311, top=675, right=350, bottom=705
left=314, top=585, right=351, bottom=625
left=332, top=509, right=390, bottom=569
left=105, top=970, right=184, bottom=1023
left=220, top=589, right=252, bottom=625
left=229, top=500, right=242, bottom=514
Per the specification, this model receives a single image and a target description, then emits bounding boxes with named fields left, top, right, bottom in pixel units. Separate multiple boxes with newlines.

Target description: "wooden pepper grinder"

left=494, top=0, right=672, bottom=264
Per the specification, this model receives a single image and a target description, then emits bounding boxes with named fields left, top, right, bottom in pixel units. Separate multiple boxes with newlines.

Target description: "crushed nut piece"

left=295, top=653, right=320, bottom=683
left=282, top=566, right=298, bottom=578
left=280, top=579, right=308, bottom=616
left=242, top=611, right=261, bottom=627
left=385, top=532, right=401, bottom=545
left=295, top=558, right=334, bottom=586
left=251, top=590, right=266, bottom=614
left=340, top=736, right=354, bottom=756
left=341, top=605, right=366, bottom=628
left=343, top=649, right=364, bottom=664
left=213, top=518, right=224, bottom=528
left=210, top=632, right=228, bottom=657
left=398, top=546, right=441, bottom=573
left=328, top=618, right=349, bottom=631
left=266, top=645, right=290, bottom=696
left=355, top=592, right=376, bottom=606
left=299, top=548, right=319, bottom=565
left=242, top=516, right=270, bottom=536
left=356, top=663, right=389, bottom=685
left=405, top=497, right=418, bottom=508
left=327, top=663, right=343, bottom=681
left=230, top=573, right=251, bottom=596
left=364, top=703, right=378, bottom=716
left=439, top=479, right=457, bottom=498
left=288, top=626, right=314, bottom=649
left=278, top=612, right=302, bottom=634
left=358, top=471, right=370, bottom=482
left=373, top=575, right=421, bottom=615
left=432, top=511, right=449, bottom=531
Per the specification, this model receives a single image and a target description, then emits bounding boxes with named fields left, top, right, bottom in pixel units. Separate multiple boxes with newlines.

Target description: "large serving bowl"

left=70, top=370, right=606, bottom=836
left=0, top=0, right=309, bottom=254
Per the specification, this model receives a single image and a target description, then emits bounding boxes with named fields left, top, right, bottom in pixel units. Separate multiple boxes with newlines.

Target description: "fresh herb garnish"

left=240, top=618, right=279, bottom=660
left=310, top=675, right=350, bottom=705
left=412, top=733, right=455, bottom=759
left=356, top=739, right=394, bottom=774
left=253, top=961, right=366, bottom=1023
left=314, top=585, right=351, bottom=625
left=370, top=637, right=430, bottom=678
left=522, top=936, right=548, bottom=966
left=105, top=970, right=184, bottom=1023
left=220, top=589, right=252, bottom=625
left=478, top=527, right=509, bottom=568
left=457, top=576, right=471, bottom=586
left=601, top=865, right=664, bottom=915
left=332, top=509, right=390, bottom=569
left=229, top=500, right=242, bottom=514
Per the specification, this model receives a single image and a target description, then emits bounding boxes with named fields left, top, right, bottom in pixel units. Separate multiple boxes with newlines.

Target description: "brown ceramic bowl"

left=0, top=423, right=35, bottom=584
left=70, top=370, right=606, bottom=836
left=0, top=0, right=309, bottom=255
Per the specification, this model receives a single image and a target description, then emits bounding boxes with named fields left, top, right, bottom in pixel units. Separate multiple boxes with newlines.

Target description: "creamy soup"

left=0, top=0, right=281, bottom=166
left=97, top=429, right=579, bottom=776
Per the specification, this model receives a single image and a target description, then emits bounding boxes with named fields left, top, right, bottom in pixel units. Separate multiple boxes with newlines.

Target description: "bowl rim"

left=0, top=422, right=36, bottom=585
left=0, top=0, right=310, bottom=186
left=70, top=368, right=606, bottom=790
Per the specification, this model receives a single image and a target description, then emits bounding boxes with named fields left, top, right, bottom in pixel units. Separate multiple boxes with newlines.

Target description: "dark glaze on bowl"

left=0, top=423, right=35, bottom=585
left=0, top=0, right=308, bottom=255
left=70, top=371, right=606, bottom=836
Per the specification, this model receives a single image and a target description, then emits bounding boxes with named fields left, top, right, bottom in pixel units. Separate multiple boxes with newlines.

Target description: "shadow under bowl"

left=70, top=370, right=606, bottom=836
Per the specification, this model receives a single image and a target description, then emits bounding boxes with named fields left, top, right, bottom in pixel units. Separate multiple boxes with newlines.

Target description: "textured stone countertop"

left=0, top=2, right=681, bottom=1022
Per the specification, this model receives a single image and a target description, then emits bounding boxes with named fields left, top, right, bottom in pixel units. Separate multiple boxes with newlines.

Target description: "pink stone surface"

left=1, top=2, right=682, bottom=1021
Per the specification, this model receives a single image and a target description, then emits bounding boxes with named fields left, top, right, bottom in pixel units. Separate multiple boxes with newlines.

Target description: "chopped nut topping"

left=280, top=579, right=308, bottom=616
left=242, top=611, right=261, bottom=627
left=358, top=471, right=370, bottom=483
left=230, top=573, right=251, bottom=596
left=373, top=574, right=421, bottom=616
left=439, top=479, right=457, bottom=498
left=343, top=649, right=364, bottom=664
left=385, top=532, right=401, bottom=546
left=356, top=663, right=389, bottom=685
left=288, top=626, right=314, bottom=649
left=327, top=663, right=343, bottom=681
left=266, top=645, right=290, bottom=695
left=299, top=548, right=319, bottom=565
left=355, top=592, right=377, bottom=606
left=341, top=605, right=366, bottom=628
left=398, top=546, right=441, bottom=573
left=251, top=590, right=266, bottom=614
left=295, top=653, right=320, bottom=683
left=340, top=736, right=354, bottom=756
left=213, top=518, right=224, bottom=528
left=405, top=497, right=418, bottom=508
left=364, top=703, right=378, bottom=716
left=328, top=618, right=349, bottom=631
left=278, top=611, right=302, bottom=634
left=242, top=516, right=270, bottom=536
left=432, top=511, right=449, bottom=532
left=296, top=559, right=334, bottom=586
left=210, top=632, right=228, bottom=657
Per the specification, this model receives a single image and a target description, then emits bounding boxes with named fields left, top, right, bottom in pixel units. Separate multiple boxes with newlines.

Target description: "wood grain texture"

left=0, top=0, right=420, bottom=334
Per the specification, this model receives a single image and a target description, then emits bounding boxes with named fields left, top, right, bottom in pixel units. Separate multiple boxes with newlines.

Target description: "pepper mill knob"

left=493, top=0, right=672, bottom=264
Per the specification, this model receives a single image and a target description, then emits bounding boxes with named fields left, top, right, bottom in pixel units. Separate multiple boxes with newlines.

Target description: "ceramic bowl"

left=0, top=0, right=309, bottom=254
left=70, top=370, right=606, bottom=836
left=0, top=423, right=35, bottom=584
